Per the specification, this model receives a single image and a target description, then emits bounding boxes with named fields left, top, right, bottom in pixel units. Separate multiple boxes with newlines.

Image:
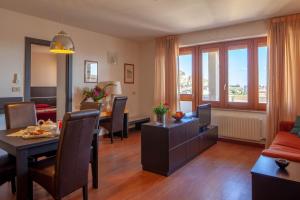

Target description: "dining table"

left=0, top=128, right=99, bottom=200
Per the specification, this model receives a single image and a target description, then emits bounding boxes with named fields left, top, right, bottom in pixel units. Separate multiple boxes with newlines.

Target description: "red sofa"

left=262, top=121, right=300, bottom=162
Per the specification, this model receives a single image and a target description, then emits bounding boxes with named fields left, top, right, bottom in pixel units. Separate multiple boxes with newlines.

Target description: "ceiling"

left=1, top=0, right=300, bottom=40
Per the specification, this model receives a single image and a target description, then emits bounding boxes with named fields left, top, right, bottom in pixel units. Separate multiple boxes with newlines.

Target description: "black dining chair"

left=29, top=109, right=99, bottom=200
left=80, top=102, right=102, bottom=188
left=2, top=102, right=38, bottom=193
left=101, top=96, right=127, bottom=143
left=4, top=102, right=37, bottom=129
left=4, top=102, right=56, bottom=161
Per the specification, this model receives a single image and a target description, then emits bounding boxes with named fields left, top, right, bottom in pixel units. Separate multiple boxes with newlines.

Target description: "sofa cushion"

left=280, top=121, right=295, bottom=132
left=272, top=131, right=300, bottom=150
left=262, top=147, right=300, bottom=162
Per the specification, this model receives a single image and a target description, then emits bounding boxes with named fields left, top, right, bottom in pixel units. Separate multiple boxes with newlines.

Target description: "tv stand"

left=141, top=118, right=218, bottom=176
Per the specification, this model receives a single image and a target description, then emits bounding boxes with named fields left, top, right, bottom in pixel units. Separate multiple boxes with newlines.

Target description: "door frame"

left=24, top=37, right=73, bottom=112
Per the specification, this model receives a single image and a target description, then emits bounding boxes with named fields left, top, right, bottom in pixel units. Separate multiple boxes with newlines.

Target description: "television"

left=196, top=103, right=211, bottom=130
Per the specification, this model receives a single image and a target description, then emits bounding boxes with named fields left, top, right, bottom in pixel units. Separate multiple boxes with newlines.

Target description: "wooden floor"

left=0, top=131, right=263, bottom=200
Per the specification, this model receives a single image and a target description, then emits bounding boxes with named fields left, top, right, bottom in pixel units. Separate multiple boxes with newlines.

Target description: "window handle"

left=224, top=84, right=227, bottom=91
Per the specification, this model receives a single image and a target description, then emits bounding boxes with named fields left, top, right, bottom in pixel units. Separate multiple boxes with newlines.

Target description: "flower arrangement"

left=153, top=103, right=169, bottom=115
left=82, top=83, right=114, bottom=102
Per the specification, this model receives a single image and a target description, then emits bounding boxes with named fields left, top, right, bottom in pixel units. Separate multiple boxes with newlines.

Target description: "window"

left=202, top=49, right=220, bottom=101
left=178, top=49, right=193, bottom=113
left=227, top=47, right=248, bottom=103
left=258, top=45, right=267, bottom=104
left=179, top=37, right=268, bottom=111
left=179, top=54, right=192, bottom=95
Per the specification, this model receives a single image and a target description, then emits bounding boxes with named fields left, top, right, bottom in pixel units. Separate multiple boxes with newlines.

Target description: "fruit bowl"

left=275, top=158, right=289, bottom=169
left=172, top=111, right=185, bottom=121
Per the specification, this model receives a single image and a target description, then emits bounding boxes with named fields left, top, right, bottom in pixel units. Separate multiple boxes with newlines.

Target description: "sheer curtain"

left=154, top=35, right=180, bottom=113
left=266, top=14, right=300, bottom=147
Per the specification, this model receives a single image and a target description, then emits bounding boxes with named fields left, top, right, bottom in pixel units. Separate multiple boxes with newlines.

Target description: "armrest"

left=279, top=121, right=295, bottom=132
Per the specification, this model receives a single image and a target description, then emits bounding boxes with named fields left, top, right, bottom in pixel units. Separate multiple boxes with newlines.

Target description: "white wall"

left=139, top=20, right=268, bottom=139
left=0, top=8, right=142, bottom=129
left=31, top=52, right=57, bottom=87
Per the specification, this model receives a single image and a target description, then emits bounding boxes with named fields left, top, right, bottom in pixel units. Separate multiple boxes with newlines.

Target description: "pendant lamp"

left=50, top=31, right=75, bottom=54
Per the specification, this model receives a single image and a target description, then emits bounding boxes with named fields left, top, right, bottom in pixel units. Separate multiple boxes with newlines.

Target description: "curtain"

left=154, top=35, right=180, bottom=113
left=266, top=14, right=300, bottom=147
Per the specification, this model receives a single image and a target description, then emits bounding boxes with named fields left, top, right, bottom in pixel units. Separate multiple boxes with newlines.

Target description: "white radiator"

left=212, top=115, right=263, bottom=142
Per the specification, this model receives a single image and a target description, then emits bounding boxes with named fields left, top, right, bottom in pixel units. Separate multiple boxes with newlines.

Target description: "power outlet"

left=12, top=87, right=20, bottom=92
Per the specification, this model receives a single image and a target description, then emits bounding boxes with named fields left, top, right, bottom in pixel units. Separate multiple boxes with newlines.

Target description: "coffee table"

left=251, top=155, right=300, bottom=200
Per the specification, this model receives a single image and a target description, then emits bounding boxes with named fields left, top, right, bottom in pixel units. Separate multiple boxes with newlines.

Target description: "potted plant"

left=153, top=103, right=169, bottom=124
left=81, top=83, right=113, bottom=109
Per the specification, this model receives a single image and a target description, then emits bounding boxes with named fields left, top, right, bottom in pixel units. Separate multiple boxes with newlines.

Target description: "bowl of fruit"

left=172, top=111, right=185, bottom=122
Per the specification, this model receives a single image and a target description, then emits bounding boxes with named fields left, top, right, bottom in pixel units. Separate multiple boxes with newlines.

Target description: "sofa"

left=262, top=121, right=300, bottom=162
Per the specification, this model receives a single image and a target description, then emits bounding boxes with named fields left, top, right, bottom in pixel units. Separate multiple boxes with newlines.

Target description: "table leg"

left=123, top=113, right=128, bottom=138
left=91, top=134, right=99, bottom=189
left=16, top=150, right=29, bottom=200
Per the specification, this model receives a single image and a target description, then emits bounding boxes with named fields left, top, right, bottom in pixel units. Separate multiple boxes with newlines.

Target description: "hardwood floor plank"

left=0, top=131, right=262, bottom=200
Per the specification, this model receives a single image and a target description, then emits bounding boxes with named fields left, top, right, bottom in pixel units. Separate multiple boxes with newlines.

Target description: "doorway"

left=24, top=37, right=72, bottom=121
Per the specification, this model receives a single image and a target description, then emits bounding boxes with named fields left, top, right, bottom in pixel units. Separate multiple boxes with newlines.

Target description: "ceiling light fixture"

left=50, top=30, right=75, bottom=54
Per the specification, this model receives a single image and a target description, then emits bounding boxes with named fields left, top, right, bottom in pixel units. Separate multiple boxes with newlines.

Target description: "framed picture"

left=124, top=63, right=134, bottom=84
left=84, top=60, right=98, bottom=83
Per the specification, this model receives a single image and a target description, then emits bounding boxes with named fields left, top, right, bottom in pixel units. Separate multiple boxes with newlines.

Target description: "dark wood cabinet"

left=251, top=155, right=300, bottom=200
left=141, top=118, right=218, bottom=176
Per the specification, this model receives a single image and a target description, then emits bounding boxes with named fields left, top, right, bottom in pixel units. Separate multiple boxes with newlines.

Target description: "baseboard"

left=218, top=137, right=265, bottom=148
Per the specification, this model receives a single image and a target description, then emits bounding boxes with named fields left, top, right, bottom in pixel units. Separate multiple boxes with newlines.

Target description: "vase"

left=156, top=113, right=166, bottom=124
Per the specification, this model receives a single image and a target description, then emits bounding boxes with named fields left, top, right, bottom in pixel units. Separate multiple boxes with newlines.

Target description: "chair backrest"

left=80, top=102, right=102, bottom=130
left=4, top=102, right=37, bottom=129
left=54, top=109, right=99, bottom=197
left=111, top=96, right=127, bottom=133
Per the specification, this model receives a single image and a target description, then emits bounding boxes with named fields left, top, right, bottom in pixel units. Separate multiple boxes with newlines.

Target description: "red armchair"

left=262, top=121, right=300, bottom=162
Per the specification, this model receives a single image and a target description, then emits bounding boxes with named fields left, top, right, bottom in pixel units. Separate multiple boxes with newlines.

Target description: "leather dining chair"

left=4, top=102, right=55, bottom=161
left=101, top=96, right=127, bottom=143
left=4, top=102, right=37, bottom=129
left=0, top=149, right=16, bottom=194
left=29, top=109, right=99, bottom=200
left=2, top=102, right=38, bottom=193
left=80, top=102, right=102, bottom=188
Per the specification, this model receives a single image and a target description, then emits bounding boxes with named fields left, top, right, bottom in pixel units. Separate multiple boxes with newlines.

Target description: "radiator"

left=212, top=115, right=263, bottom=141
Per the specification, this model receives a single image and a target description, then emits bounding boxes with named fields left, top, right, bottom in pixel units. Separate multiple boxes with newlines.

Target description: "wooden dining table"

left=0, top=128, right=99, bottom=200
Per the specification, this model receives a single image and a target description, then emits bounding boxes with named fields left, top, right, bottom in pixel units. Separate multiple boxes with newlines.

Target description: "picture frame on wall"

left=84, top=60, right=98, bottom=83
left=124, top=63, right=134, bottom=84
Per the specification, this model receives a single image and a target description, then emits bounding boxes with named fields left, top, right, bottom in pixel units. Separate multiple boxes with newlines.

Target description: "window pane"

left=258, top=46, right=267, bottom=104
left=202, top=50, right=220, bottom=101
left=179, top=54, right=192, bottom=94
left=228, top=48, right=248, bottom=103
left=180, top=101, right=192, bottom=113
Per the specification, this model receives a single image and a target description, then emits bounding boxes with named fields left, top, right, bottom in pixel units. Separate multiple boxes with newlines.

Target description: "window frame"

left=178, top=37, right=267, bottom=111
left=178, top=47, right=196, bottom=109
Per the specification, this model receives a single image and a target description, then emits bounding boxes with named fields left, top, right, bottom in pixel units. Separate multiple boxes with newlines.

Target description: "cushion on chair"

left=272, top=132, right=300, bottom=150
left=279, top=121, right=295, bottom=132
left=262, top=147, right=300, bottom=162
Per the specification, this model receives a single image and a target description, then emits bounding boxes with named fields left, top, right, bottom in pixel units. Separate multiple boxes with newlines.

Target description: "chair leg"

left=121, top=130, right=123, bottom=140
left=91, top=135, right=99, bottom=188
left=110, top=132, right=114, bottom=144
left=28, top=177, right=33, bottom=200
left=11, top=177, right=16, bottom=194
left=82, top=185, right=88, bottom=200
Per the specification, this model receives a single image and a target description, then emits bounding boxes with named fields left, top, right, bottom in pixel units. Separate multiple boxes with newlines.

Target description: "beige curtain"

left=266, top=14, right=300, bottom=147
left=154, top=35, right=180, bottom=113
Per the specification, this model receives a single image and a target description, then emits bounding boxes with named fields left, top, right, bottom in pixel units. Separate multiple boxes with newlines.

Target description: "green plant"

left=82, top=83, right=114, bottom=102
left=153, top=103, right=169, bottom=115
